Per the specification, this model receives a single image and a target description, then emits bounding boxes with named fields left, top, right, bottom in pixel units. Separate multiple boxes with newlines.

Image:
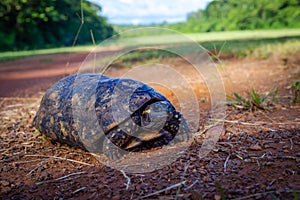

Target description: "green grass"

left=291, top=80, right=300, bottom=104
left=202, top=37, right=300, bottom=59
left=0, top=45, right=95, bottom=61
left=187, top=29, right=300, bottom=43
left=1, top=29, right=300, bottom=61
left=113, top=37, right=300, bottom=65
left=224, top=88, right=280, bottom=111
left=108, top=49, right=177, bottom=68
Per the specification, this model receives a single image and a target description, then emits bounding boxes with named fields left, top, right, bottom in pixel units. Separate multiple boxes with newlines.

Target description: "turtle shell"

left=34, top=74, right=188, bottom=155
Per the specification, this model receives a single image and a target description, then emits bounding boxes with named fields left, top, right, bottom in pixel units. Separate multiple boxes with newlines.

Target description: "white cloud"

left=119, top=0, right=134, bottom=4
left=90, top=0, right=212, bottom=24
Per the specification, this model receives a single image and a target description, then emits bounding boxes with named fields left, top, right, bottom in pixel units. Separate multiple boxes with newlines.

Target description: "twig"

left=175, top=162, right=190, bottom=200
left=218, top=142, right=234, bottom=148
left=267, top=179, right=276, bottom=189
left=0, top=97, right=40, bottom=101
left=14, top=159, right=46, bottom=165
left=35, top=171, right=87, bottom=185
left=224, top=154, right=231, bottom=173
left=65, top=0, right=85, bottom=69
left=235, top=153, right=244, bottom=160
left=232, top=190, right=300, bottom=200
left=120, top=170, right=131, bottom=190
left=232, top=191, right=276, bottom=200
left=210, top=118, right=300, bottom=126
left=256, top=159, right=261, bottom=171
left=73, top=187, right=87, bottom=194
left=194, top=121, right=223, bottom=137
left=140, top=180, right=186, bottom=199
left=290, top=138, right=293, bottom=150
left=276, top=155, right=297, bottom=160
left=72, top=0, right=84, bottom=47
left=258, top=110, right=275, bottom=122
left=25, top=154, right=94, bottom=166
left=218, top=41, right=227, bottom=59
left=27, top=161, right=47, bottom=175
left=184, top=180, right=199, bottom=191
left=0, top=155, right=23, bottom=163
left=90, top=29, right=96, bottom=46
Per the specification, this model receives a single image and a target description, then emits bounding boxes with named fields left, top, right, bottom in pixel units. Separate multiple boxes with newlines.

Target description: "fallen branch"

left=175, top=162, right=190, bottom=200
left=14, top=158, right=47, bottom=165
left=0, top=97, right=40, bottom=101
left=72, top=187, right=87, bottom=194
left=210, top=118, right=300, bottom=126
left=276, top=155, right=297, bottom=160
left=120, top=170, right=131, bottom=190
left=232, top=190, right=300, bottom=200
left=224, top=154, right=231, bottom=173
left=27, top=161, right=47, bottom=175
left=36, top=171, right=87, bottom=185
left=140, top=180, right=186, bottom=199
left=25, top=154, right=94, bottom=166
left=0, top=155, right=23, bottom=163
left=194, top=121, right=224, bottom=137
left=232, top=191, right=275, bottom=200
left=290, top=138, right=293, bottom=150
left=218, top=142, right=234, bottom=148
left=184, top=180, right=199, bottom=191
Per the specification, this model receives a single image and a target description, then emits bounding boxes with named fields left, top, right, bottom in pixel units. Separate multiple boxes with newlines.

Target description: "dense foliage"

left=171, top=0, right=300, bottom=32
left=0, top=0, right=114, bottom=51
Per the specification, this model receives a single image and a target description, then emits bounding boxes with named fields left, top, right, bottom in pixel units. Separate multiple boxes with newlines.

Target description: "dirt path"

left=0, top=50, right=299, bottom=199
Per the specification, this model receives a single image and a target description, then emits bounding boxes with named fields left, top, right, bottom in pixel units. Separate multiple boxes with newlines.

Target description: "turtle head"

left=139, top=100, right=189, bottom=137
left=140, top=101, right=173, bottom=131
left=124, top=100, right=190, bottom=150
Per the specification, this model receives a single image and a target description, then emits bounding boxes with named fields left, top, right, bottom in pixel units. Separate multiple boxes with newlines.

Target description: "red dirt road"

left=0, top=50, right=300, bottom=199
left=0, top=53, right=88, bottom=97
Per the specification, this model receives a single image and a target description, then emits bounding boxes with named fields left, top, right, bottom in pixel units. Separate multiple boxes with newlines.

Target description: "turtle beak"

left=123, top=131, right=165, bottom=150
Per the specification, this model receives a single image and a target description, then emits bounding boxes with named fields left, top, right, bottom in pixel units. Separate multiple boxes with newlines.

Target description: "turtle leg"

left=135, top=130, right=173, bottom=151
left=174, top=117, right=191, bottom=143
left=164, top=111, right=191, bottom=143
left=102, top=128, right=131, bottom=160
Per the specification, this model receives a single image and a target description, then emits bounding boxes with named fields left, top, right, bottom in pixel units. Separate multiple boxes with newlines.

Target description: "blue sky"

left=90, top=0, right=212, bottom=25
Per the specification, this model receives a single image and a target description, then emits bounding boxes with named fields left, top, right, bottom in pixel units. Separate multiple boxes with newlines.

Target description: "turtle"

left=33, top=74, right=190, bottom=159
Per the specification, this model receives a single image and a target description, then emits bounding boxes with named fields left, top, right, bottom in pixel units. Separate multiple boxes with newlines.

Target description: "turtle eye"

left=142, top=109, right=151, bottom=115
left=142, top=109, right=151, bottom=123
left=140, top=101, right=170, bottom=130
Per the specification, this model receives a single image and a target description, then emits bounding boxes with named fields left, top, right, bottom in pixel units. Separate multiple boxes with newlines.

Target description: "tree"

left=170, top=0, right=300, bottom=32
left=0, top=0, right=114, bottom=51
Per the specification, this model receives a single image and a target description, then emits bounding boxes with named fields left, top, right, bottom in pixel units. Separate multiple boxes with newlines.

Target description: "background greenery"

left=1, top=0, right=300, bottom=52
left=172, top=0, right=300, bottom=32
left=115, top=0, right=300, bottom=34
left=0, top=0, right=114, bottom=51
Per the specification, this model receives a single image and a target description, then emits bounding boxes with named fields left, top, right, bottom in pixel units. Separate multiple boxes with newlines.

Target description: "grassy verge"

left=0, top=46, right=95, bottom=61
left=201, top=36, right=300, bottom=59
left=114, top=36, right=300, bottom=65
left=187, top=29, right=300, bottom=43
left=1, top=29, right=300, bottom=61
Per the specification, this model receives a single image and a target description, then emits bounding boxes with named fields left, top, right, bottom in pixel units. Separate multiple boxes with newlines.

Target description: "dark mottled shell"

left=34, top=74, right=175, bottom=153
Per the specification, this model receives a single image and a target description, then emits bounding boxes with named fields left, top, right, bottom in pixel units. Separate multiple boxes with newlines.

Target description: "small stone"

left=112, top=195, right=120, bottom=200
left=0, top=180, right=10, bottom=187
left=249, top=144, right=262, bottom=151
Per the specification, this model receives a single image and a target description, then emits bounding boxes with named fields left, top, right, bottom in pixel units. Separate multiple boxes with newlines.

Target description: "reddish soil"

left=0, top=49, right=299, bottom=199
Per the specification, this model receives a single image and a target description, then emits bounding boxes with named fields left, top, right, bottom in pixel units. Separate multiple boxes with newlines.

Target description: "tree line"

left=171, top=0, right=300, bottom=32
left=1, top=0, right=300, bottom=51
left=0, top=0, right=114, bottom=51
